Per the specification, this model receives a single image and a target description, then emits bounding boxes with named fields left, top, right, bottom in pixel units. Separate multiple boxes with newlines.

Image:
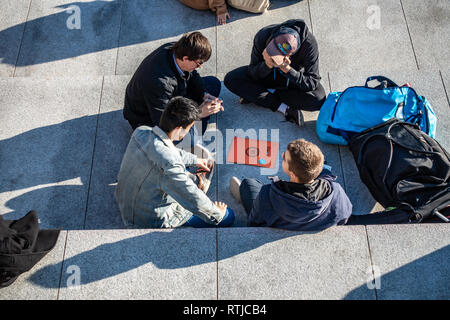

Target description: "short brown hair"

left=172, top=32, right=212, bottom=62
left=286, top=139, right=324, bottom=183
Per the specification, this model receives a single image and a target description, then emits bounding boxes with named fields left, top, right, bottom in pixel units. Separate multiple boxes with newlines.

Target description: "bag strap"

left=326, top=126, right=359, bottom=142
left=365, top=76, right=399, bottom=89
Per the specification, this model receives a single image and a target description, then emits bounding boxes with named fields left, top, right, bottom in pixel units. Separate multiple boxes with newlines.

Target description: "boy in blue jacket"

left=230, top=139, right=352, bottom=231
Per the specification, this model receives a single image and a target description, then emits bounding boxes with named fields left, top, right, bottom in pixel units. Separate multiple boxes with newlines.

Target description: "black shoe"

left=238, top=97, right=250, bottom=104
left=285, top=107, right=305, bottom=127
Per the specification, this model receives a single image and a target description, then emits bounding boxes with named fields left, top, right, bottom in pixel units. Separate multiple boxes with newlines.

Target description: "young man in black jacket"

left=124, top=32, right=223, bottom=134
left=224, top=19, right=326, bottom=127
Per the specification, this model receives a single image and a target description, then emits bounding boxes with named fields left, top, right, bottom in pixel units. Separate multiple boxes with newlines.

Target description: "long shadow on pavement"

left=0, top=110, right=130, bottom=229
left=0, top=0, right=300, bottom=68
left=345, top=245, right=450, bottom=300
left=28, top=228, right=321, bottom=289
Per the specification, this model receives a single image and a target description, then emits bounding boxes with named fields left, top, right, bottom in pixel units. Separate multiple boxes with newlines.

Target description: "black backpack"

left=348, top=119, right=450, bottom=224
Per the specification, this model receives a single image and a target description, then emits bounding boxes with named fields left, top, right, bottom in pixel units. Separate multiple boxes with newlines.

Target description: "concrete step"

left=1, top=0, right=449, bottom=78
left=0, top=224, right=448, bottom=300
left=0, top=72, right=449, bottom=232
left=1, top=0, right=449, bottom=301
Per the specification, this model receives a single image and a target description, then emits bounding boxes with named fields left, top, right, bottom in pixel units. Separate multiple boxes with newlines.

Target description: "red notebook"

left=226, top=137, right=279, bottom=168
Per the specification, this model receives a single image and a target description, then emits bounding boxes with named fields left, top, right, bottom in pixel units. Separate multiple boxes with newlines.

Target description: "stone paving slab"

left=217, top=77, right=343, bottom=226
left=363, top=224, right=450, bottom=300
left=309, top=0, right=418, bottom=73
left=0, top=231, right=67, bottom=300
left=14, top=0, right=122, bottom=77
left=402, top=0, right=450, bottom=71
left=56, top=229, right=217, bottom=300
left=0, top=0, right=30, bottom=77
left=1, top=225, right=448, bottom=300
left=84, top=75, right=131, bottom=229
left=217, top=226, right=376, bottom=300
left=328, top=70, right=450, bottom=214
left=441, top=69, right=450, bottom=111
left=216, top=0, right=310, bottom=76
left=115, top=0, right=216, bottom=77
left=0, top=76, right=102, bottom=229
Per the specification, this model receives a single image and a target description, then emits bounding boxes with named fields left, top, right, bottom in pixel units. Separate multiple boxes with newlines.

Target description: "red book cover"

left=226, top=137, right=279, bottom=168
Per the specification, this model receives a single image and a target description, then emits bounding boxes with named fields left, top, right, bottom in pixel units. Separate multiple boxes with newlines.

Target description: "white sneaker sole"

left=229, top=177, right=242, bottom=203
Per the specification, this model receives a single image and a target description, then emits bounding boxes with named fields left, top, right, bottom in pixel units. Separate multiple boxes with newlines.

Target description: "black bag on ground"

left=348, top=119, right=450, bottom=224
left=0, top=211, right=60, bottom=288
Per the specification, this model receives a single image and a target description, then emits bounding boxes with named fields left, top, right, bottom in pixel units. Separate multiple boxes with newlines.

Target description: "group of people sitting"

left=115, top=19, right=353, bottom=231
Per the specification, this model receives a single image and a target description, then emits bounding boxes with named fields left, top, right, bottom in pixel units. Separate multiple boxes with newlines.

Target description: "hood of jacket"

left=269, top=178, right=334, bottom=225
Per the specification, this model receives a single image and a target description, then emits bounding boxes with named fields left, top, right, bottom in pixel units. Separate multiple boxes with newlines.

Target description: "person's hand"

left=214, top=201, right=228, bottom=215
left=262, top=49, right=274, bottom=69
left=196, top=158, right=211, bottom=172
left=199, top=98, right=224, bottom=118
left=217, top=12, right=230, bottom=25
left=278, top=56, right=292, bottom=73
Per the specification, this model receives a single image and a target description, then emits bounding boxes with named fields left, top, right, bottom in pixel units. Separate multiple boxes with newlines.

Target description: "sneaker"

left=285, top=107, right=305, bottom=127
left=229, top=176, right=242, bottom=203
left=238, top=97, right=250, bottom=104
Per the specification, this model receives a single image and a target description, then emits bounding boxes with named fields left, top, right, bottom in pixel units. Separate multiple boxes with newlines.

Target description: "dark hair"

left=287, top=139, right=324, bottom=183
left=159, top=97, right=201, bottom=133
left=172, top=32, right=212, bottom=62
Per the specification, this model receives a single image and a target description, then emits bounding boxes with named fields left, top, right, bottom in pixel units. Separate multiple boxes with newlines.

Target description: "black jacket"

left=124, top=43, right=206, bottom=126
left=248, top=19, right=321, bottom=92
left=0, top=211, right=60, bottom=288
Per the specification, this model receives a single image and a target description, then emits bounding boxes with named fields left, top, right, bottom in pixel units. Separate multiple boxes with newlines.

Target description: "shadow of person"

left=1, top=0, right=122, bottom=68
left=344, top=245, right=450, bottom=300
left=28, top=227, right=311, bottom=289
left=3, top=184, right=124, bottom=230
left=1, top=0, right=216, bottom=68
left=0, top=110, right=130, bottom=229
left=0, top=111, right=126, bottom=194
left=0, top=0, right=303, bottom=69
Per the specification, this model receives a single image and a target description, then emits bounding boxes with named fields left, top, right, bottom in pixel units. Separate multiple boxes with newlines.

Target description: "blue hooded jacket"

left=248, top=176, right=352, bottom=231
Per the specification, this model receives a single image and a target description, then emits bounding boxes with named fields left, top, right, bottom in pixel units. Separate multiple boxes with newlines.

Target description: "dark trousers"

left=224, top=66, right=326, bottom=112
left=128, top=76, right=221, bottom=133
left=192, top=75, right=221, bottom=136
left=239, top=178, right=264, bottom=215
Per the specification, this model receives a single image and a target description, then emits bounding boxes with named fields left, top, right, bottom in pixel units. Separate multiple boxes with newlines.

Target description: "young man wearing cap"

left=124, top=32, right=224, bottom=135
left=224, top=19, right=326, bottom=127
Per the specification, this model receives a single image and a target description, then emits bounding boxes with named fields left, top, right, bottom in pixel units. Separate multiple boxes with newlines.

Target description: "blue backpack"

left=316, top=76, right=437, bottom=146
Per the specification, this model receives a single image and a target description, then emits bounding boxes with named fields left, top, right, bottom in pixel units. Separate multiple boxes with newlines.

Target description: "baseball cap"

left=265, top=27, right=300, bottom=65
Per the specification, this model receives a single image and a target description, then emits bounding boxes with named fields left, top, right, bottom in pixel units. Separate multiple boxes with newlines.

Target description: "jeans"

left=240, top=179, right=264, bottom=215
left=184, top=208, right=235, bottom=228
left=224, top=66, right=326, bottom=112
